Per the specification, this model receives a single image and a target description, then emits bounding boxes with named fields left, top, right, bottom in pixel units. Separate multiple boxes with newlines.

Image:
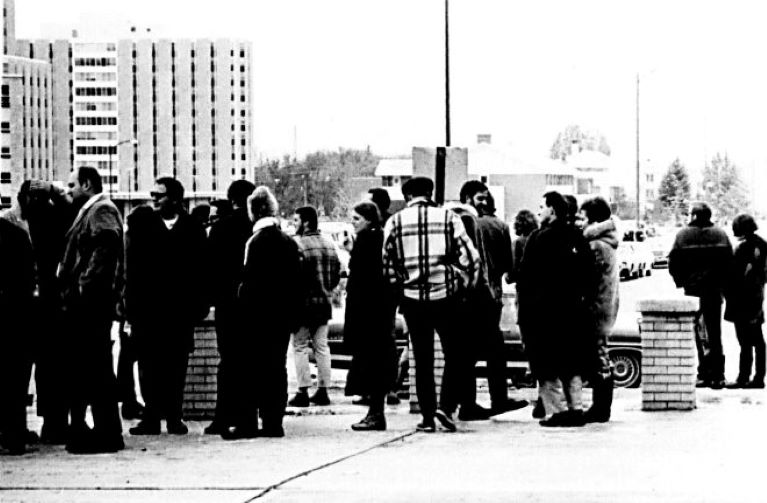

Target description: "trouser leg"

left=753, top=324, right=766, bottom=382
left=166, top=347, right=190, bottom=422
left=116, top=323, right=139, bottom=404
left=694, top=310, right=709, bottom=381
left=292, top=327, right=312, bottom=390
left=313, top=324, right=332, bottom=388
left=402, top=301, right=437, bottom=419
left=0, top=337, right=29, bottom=450
left=435, top=298, right=468, bottom=415
left=257, top=329, right=290, bottom=430
left=89, top=330, right=122, bottom=440
left=701, top=293, right=724, bottom=382
left=485, top=302, right=509, bottom=407
left=564, top=375, right=583, bottom=410
left=734, top=322, right=753, bottom=382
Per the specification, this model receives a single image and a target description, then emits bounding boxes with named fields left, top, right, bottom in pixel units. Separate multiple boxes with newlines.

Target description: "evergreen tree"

left=700, top=153, right=750, bottom=222
left=656, top=158, right=692, bottom=223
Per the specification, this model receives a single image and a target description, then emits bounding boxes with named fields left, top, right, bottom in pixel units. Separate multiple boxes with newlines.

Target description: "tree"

left=253, top=148, right=380, bottom=218
left=700, top=153, right=750, bottom=223
left=655, top=158, right=692, bottom=224
left=549, top=124, right=611, bottom=160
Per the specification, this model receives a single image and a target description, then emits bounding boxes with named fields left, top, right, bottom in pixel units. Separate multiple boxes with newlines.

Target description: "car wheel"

left=645, top=267, right=652, bottom=277
left=611, top=352, right=641, bottom=388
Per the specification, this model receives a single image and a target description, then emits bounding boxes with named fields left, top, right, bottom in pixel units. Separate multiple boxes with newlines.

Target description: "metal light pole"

left=445, top=0, right=451, bottom=147
left=635, top=73, right=640, bottom=227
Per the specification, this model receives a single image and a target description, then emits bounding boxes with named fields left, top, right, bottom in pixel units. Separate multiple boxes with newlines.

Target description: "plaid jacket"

left=295, top=230, right=341, bottom=324
left=383, top=198, right=480, bottom=302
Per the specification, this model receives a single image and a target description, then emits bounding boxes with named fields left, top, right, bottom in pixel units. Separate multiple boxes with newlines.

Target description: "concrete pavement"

left=3, top=381, right=766, bottom=502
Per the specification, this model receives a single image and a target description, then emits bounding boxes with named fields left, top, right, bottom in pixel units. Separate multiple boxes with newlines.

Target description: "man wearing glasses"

left=124, top=177, right=209, bottom=436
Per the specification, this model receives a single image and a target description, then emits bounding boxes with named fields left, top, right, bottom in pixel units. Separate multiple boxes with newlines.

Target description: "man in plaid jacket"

left=383, top=176, right=481, bottom=432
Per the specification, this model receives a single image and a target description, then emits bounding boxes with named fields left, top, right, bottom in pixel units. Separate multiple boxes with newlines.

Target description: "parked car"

left=326, top=287, right=642, bottom=388
left=648, top=235, right=673, bottom=268
left=618, top=241, right=653, bottom=280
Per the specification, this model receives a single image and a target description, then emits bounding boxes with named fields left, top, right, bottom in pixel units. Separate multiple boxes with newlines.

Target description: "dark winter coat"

left=0, top=218, right=35, bottom=327
left=238, top=220, right=304, bottom=336
left=477, top=214, right=514, bottom=303
left=517, top=219, right=595, bottom=379
left=724, top=233, right=767, bottom=324
left=124, top=206, right=209, bottom=345
left=669, top=220, right=733, bottom=297
left=208, top=208, right=253, bottom=309
left=343, top=227, right=397, bottom=395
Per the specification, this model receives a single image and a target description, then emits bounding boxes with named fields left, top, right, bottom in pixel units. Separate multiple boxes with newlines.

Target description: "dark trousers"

left=462, top=299, right=508, bottom=408
left=231, top=325, right=290, bottom=430
left=116, top=322, right=140, bottom=405
left=401, top=297, right=462, bottom=418
left=0, top=327, right=32, bottom=448
left=67, top=311, right=122, bottom=441
left=135, top=324, right=192, bottom=423
left=734, top=321, right=766, bottom=383
left=696, top=293, right=724, bottom=382
left=212, top=306, right=240, bottom=426
left=34, top=298, right=70, bottom=431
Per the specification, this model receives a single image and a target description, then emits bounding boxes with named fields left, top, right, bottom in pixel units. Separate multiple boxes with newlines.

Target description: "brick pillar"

left=638, top=298, right=699, bottom=411
left=408, top=334, right=445, bottom=414
left=182, top=313, right=219, bottom=420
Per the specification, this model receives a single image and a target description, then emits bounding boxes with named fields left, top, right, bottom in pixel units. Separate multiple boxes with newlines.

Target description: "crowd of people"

left=0, top=167, right=764, bottom=456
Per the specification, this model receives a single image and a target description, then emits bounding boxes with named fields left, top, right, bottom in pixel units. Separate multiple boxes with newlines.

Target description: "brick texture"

left=182, top=315, right=219, bottom=420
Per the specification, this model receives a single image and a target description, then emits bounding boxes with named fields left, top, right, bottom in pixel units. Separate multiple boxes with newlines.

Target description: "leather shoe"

left=221, top=426, right=259, bottom=440
left=204, top=422, right=227, bottom=435
left=386, top=391, right=401, bottom=405
left=540, top=410, right=585, bottom=427
left=745, top=380, right=765, bottom=389
left=166, top=421, right=188, bottom=435
left=351, top=413, right=386, bottom=431
left=710, top=380, right=726, bottom=390
left=532, top=398, right=545, bottom=419
left=458, top=403, right=491, bottom=421
left=309, top=388, right=331, bottom=406
left=583, top=407, right=610, bottom=423
left=257, top=426, right=285, bottom=438
left=66, top=434, right=124, bottom=454
left=129, top=420, right=160, bottom=435
left=415, top=421, right=435, bottom=433
left=725, top=381, right=748, bottom=389
left=434, top=409, right=457, bottom=432
left=288, top=392, right=310, bottom=407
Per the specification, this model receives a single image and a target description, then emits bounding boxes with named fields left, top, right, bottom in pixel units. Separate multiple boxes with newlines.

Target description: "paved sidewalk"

left=2, top=383, right=765, bottom=502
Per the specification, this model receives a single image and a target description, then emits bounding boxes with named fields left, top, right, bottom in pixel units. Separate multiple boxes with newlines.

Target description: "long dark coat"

left=124, top=206, right=209, bottom=351
left=343, top=227, right=397, bottom=396
left=517, top=219, right=595, bottom=380
left=725, top=233, right=767, bottom=324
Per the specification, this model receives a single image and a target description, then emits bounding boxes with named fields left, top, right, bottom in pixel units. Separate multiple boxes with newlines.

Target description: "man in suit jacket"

left=125, top=177, right=209, bottom=436
left=58, top=166, right=125, bottom=454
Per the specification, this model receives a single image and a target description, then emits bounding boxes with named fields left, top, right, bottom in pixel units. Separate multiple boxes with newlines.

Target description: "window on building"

left=1, top=147, right=11, bottom=159
left=1, top=172, right=12, bottom=184
left=0, top=122, right=9, bottom=133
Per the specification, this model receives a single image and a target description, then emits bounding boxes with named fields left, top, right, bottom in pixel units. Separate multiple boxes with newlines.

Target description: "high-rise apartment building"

left=1, top=0, right=54, bottom=208
left=6, top=0, right=253, bottom=208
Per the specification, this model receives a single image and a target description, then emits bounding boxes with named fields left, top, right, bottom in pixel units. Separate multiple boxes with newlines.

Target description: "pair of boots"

left=584, top=375, right=613, bottom=423
left=288, top=387, right=330, bottom=407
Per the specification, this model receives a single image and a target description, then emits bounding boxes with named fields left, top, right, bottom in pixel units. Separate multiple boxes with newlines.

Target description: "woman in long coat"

left=725, top=214, right=767, bottom=388
left=345, top=201, right=398, bottom=431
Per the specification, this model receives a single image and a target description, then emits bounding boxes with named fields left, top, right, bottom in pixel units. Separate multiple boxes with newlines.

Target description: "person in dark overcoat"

left=58, top=167, right=125, bottom=453
left=0, top=216, right=35, bottom=455
left=125, top=177, right=209, bottom=436
left=345, top=201, right=398, bottom=431
left=724, top=214, right=767, bottom=389
left=222, top=186, right=303, bottom=439
left=517, top=191, right=595, bottom=427
left=204, top=179, right=255, bottom=435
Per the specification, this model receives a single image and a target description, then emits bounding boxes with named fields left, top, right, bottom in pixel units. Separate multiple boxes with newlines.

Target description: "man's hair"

left=543, top=191, right=568, bottom=220
left=513, top=209, right=538, bottom=237
left=563, top=194, right=578, bottom=225
left=155, top=176, right=184, bottom=203
left=690, top=202, right=712, bottom=224
left=367, top=187, right=391, bottom=213
left=77, top=166, right=103, bottom=194
left=732, top=213, right=758, bottom=237
left=353, top=200, right=381, bottom=227
left=580, top=196, right=612, bottom=224
left=401, top=176, right=434, bottom=199
left=227, top=179, right=256, bottom=209
left=248, top=185, right=278, bottom=220
left=295, top=205, right=318, bottom=231
left=459, top=180, right=488, bottom=204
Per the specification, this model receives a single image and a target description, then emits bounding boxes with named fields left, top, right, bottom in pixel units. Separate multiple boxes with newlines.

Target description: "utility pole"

left=444, top=0, right=451, bottom=147
left=636, top=73, right=641, bottom=227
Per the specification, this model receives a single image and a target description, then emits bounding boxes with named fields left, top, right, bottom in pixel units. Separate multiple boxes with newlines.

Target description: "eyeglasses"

left=150, top=191, right=169, bottom=200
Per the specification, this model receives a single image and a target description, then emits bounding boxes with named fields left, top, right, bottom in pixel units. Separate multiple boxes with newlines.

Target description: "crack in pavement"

left=242, top=430, right=418, bottom=502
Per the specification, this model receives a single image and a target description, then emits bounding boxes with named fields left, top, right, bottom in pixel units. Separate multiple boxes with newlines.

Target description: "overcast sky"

left=15, top=0, right=767, bottom=202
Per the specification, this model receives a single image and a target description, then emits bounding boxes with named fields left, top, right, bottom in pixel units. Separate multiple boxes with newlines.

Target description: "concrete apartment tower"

left=9, top=1, right=253, bottom=210
left=1, top=0, right=54, bottom=208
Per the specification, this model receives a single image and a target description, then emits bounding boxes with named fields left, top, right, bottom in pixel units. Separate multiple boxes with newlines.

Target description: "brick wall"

left=638, top=298, right=699, bottom=411
left=182, top=314, right=219, bottom=420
